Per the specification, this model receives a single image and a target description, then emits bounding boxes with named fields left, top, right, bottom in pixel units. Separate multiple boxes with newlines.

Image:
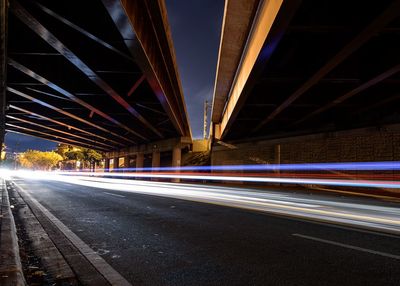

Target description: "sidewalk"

left=0, top=179, right=26, bottom=286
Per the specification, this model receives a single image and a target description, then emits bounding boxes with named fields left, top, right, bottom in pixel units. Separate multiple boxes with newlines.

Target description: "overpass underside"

left=212, top=0, right=400, bottom=142
left=1, top=0, right=191, bottom=168
left=210, top=0, right=400, bottom=166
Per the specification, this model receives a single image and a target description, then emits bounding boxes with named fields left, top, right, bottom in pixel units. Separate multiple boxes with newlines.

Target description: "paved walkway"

left=0, top=178, right=25, bottom=286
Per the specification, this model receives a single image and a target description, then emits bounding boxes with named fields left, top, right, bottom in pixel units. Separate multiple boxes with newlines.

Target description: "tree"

left=56, top=145, right=104, bottom=171
left=18, top=150, right=63, bottom=170
left=82, top=148, right=103, bottom=169
left=55, top=143, right=72, bottom=159
left=74, top=148, right=103, bottom=171
left=65, top=148, right=84, bottom=162
left=1, top=143, right=5, bottom=161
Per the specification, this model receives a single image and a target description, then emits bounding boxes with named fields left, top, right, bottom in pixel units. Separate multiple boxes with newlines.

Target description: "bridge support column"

left=136, top=153, right=144, bottom=171
left=152, top=150, right=160, bottom=170
left=151, top=150, right=160, bottom=181
left=123, top=155, right=130, bottom=171
left=275, top=144, right=281, bottom=185
left=275, top=144, right=281, bottom=165
left=172, top=146, right=181, bottom=168
left=274, top=144, right=281, bottom=170
left=114, top=157, right=119, bottom=171
left=171, top=145, right=181, bottom=182
left=104, top=158, right=110, bottom=172
left=0, top=0, right=7, bottom=163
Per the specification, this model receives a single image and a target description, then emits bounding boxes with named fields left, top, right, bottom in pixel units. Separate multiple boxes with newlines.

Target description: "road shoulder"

left=11, top=180, right=131, bottom=286
left=0, top=179, right=26, bottom=286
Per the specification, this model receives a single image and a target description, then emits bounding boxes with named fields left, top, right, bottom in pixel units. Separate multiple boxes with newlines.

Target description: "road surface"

left=11, top=177, right=400, bottom=286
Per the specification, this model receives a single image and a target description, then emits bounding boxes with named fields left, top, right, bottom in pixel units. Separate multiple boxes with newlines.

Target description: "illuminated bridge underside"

left=4, top=0, right=191, bottom=151
left=212, top=0, right=400, bottom=141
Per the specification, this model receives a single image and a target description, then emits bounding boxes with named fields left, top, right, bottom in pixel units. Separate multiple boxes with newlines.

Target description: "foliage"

left=65, top=149, right=85, bottom=161
left=18, top=150, right=63, bottom=170
left=1, top=143, right=5, bottom=160
left=55, top=143, right=71, bottom=159
left=82, top=148, right=103, bottom=163
left=55, top=144, right=104, bottom=170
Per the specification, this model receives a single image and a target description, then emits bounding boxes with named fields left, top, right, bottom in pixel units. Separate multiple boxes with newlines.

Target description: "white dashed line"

left=103, top=192, right=126, bottom=198
left=293, top=233, right=400, bottom=260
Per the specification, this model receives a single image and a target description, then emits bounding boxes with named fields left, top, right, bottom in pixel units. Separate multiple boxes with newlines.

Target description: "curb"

left=8, top=183, right=78, bottom=285
left=0, top=179, right=26, bottom=286
left=14, top=182, right=132, bottom=286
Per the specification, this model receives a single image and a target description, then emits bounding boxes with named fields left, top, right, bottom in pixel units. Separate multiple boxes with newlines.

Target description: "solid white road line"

left=293, top=233, right=400, bottom=260
left=103, top=192, right=126, bottom=198
left=14, top=182, right=132, bottom=286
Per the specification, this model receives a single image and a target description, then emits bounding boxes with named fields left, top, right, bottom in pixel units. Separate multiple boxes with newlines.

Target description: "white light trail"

left=57, top=170, right=400, bottom=189
left=3, top=170, right=400, bottom=235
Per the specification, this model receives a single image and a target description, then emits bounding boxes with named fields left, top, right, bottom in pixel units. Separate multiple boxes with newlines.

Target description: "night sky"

left=5, top=0, right=225, bottom=152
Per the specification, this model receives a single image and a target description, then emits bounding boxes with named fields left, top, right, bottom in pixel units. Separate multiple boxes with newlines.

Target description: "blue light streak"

left=110, top=161, right=400, bottom=172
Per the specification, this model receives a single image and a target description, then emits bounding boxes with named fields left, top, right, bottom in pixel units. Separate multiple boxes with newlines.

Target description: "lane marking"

left=37, top=175, right=400, bottom=234
left=13, top=182, right=132, bottom=286
left=13, top=175, right=400, bottom=235
left=297, top=219, right=400, bottom=239
left=103, top=192, right=126, bottom=198
left=293, top=233, right=400, bottom=260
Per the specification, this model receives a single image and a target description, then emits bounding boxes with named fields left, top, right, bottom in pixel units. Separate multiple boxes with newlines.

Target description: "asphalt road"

left=12, top=178, right=400, bottom=286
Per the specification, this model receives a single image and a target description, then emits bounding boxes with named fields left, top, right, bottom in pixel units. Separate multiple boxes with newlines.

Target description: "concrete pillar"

left=114, top=157, right=119, bottom=171
left=152, top=150, right=160, bottom=170
left=275, top=144, right=281, bottom=185
left=274, top=144, right=281, bottom=165
left=151, top=150, right=160, bottom=181
left=104, top=158, right=110, bottom=172
left=136, top=153, right=144, bottom=170
left=172, top=146, right=181, bottom=182
left=109, top=158, right=113, bottom=171
left=124, top=155, right=130, bottom=171
left=172, top=146, right=181, bottom=167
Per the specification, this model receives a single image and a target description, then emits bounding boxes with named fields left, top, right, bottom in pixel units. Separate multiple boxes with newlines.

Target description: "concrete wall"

left=212, top=124, right=400, bottom=166
left=192, top=139, right=210, bottom=152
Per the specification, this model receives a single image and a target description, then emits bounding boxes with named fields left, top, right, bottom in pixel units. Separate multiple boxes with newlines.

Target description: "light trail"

left=2, top=168, right=400, bottom=189
left=58, top=171, right=400, bottom=189
left=76, top=161, right=400, bottom=172
left=2, top=169, right=400, bottom=235
left=66, top=170, right=400, bottom=181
